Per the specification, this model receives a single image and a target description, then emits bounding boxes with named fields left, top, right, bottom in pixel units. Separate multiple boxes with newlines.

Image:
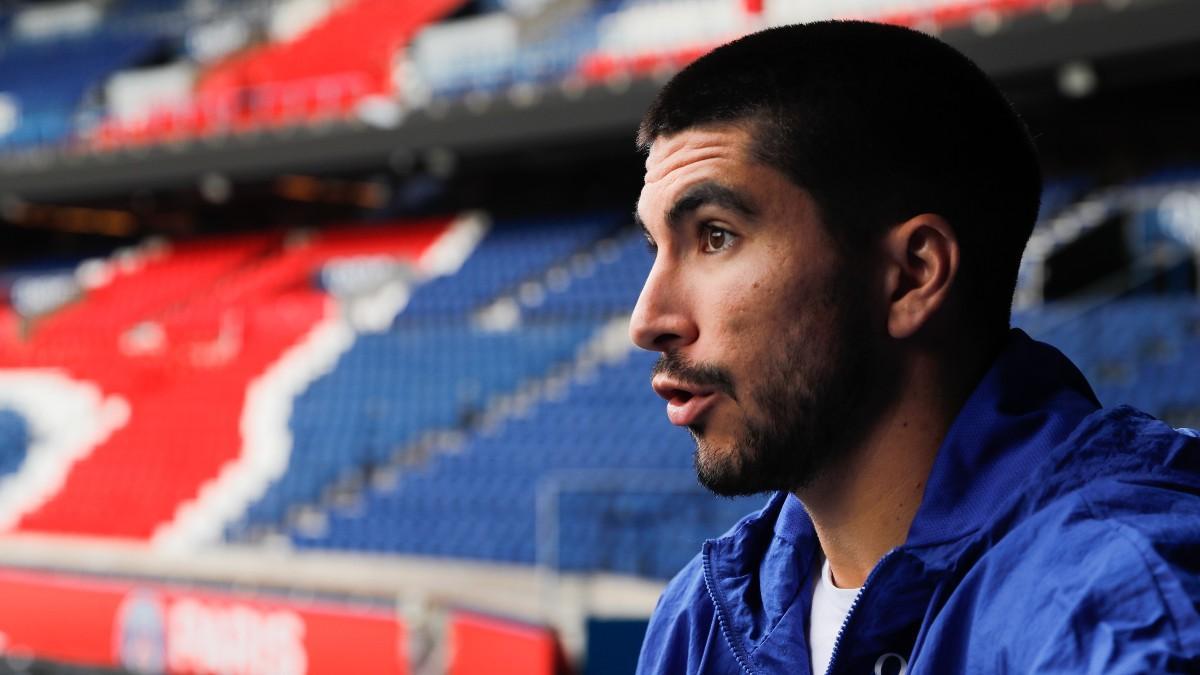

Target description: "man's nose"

left=629, top=263, right=699, bottom=352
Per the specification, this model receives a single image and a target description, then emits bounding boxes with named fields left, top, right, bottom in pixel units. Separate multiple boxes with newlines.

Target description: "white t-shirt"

left=809, top=557, right=862, bottom=675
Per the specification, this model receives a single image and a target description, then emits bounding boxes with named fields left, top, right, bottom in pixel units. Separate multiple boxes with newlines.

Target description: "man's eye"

left=701, top=225, right=736, bottom=253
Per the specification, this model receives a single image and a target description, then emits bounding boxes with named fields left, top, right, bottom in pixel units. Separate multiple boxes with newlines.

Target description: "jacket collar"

left=903, top=329, right=1100, bottom=548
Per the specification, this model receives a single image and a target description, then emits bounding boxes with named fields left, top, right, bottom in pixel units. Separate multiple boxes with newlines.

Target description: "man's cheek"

left=719, top=284, right=775, bottom=345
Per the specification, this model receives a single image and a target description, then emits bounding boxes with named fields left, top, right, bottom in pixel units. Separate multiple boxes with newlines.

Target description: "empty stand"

left=522, top=230, right=649, bottom=319
left=236, top=213, right=622, bottom=530
left=291, top=347, right=762, bottom=578
left=0, top=219, right=451, bottom=539
left=241, top=319, right=601, bottom=528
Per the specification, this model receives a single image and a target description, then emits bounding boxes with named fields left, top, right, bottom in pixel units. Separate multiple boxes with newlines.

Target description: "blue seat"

left=0, top=30, right=164, bottom=152
left=0, top=408, right=30, bottom=478
left=288, top=345, right=761, bottom=578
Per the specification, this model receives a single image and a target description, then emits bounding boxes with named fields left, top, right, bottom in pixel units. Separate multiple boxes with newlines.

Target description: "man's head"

left=631, top=21, right=1042, bottom=496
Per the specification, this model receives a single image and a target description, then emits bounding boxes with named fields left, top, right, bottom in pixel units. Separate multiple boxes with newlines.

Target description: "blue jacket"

left=637, top=330, right=1200, bottom=674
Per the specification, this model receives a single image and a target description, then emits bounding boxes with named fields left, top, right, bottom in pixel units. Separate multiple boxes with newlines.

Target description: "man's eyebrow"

left=633, top=181, right=756, bottom=246
left=667, top=181, right=758, bottom=230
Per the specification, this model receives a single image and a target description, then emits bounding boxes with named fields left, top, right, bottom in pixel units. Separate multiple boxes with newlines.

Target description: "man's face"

left=632, top=124, right=883, bottom=496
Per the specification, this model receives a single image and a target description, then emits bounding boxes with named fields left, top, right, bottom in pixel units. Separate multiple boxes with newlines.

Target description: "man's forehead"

left=643, top=125, right=754, bottom=185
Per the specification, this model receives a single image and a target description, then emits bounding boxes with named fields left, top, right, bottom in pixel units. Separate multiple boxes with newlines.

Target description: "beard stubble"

left=653, top=268, right=883, bottom=497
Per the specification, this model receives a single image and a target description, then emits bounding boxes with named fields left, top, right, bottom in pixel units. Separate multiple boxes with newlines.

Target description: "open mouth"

left=666, top=391, right=717, bottom=426
left=653, top=377, right=719, bottom=427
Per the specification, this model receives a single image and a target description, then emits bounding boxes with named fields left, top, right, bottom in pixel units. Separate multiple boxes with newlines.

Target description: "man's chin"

left=692, top=441, right=776, bottom=497
left=696, top=468, right=774, bottom=497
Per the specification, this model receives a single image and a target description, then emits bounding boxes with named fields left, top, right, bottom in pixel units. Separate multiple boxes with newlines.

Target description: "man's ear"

left=880, top=213, right=959, bottom=339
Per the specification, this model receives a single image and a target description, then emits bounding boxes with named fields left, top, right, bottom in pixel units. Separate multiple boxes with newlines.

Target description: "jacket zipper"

left=701, top=542, right=758, bottom=675
left=823, top=549, right=896, bottom=675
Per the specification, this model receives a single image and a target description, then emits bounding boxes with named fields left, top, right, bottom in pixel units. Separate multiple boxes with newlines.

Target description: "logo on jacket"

left=874, top=652, right=909, bottom=675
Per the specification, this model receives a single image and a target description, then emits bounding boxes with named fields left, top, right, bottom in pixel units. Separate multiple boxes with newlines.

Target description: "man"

left=630, top=20, right=1200, bottom=675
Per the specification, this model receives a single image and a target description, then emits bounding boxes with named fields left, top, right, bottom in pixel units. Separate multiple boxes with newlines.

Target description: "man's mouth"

left=652, top=376, right=719, bottom=427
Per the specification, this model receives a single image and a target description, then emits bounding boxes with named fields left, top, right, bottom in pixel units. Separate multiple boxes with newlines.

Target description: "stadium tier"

left=238, top=320, right=605, bottom=528
left=0, top=0, right=1105, bottom=155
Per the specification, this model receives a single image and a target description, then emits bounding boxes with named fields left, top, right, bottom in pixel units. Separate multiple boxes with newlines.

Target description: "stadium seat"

left=0, top=408, right=29, bottom=478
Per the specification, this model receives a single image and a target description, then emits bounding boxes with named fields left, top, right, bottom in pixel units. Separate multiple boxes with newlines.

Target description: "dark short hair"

left=638, top=20, right=1042, bottom=342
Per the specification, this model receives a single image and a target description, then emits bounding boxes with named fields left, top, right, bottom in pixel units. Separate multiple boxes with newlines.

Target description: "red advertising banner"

left=0, top=567, right=407, bottom=674
left=446, top=611, right=563, bottom=675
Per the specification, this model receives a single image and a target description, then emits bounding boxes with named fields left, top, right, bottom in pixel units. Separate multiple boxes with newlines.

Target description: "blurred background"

left=0, top=0, right=1198, bottom=672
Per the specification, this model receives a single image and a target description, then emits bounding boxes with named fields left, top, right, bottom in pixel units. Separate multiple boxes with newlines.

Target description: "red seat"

left=3, top=219, right=451, bottom=539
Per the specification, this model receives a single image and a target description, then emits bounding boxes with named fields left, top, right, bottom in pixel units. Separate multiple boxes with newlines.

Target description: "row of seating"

left=291, top=348, right=762, bottom=578
left=423, top=0, right=1094, bottom=96
left=235, top=212, right=624, bottom=529
left=240, top=319, right=602, bottom=527
left=399, top=214, right=621, bottom=320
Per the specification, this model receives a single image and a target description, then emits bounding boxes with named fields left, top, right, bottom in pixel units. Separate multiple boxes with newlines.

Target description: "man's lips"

left=652, top=376, right=719, bottom=427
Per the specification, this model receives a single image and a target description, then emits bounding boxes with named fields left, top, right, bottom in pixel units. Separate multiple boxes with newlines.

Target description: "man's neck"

left=796, top=349, right=982, bottom=589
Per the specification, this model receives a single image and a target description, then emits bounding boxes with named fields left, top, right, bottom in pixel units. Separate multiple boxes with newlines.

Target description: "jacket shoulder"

left=924, top=480, right=1200, bottom=673
left=636, top=552, right=719, bottom=674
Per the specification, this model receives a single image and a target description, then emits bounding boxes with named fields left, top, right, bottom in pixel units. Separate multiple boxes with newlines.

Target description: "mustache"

left=652, top=351, right=737, bottom=401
